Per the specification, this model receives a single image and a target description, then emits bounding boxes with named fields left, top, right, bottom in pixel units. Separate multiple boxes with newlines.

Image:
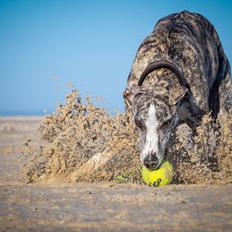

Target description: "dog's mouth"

left=154, top=157, right=165, bottom=170
left=143, top=158, right=164, bottom=171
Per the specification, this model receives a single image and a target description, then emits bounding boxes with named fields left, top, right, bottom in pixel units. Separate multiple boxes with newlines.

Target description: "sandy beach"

left=0, top=116, right=232, bottom=232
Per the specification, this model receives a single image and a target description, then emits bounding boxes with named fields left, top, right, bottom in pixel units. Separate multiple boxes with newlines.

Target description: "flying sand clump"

left=23, top=90, right=141, bottom=183
left=22, top=89, right=232, bottom=185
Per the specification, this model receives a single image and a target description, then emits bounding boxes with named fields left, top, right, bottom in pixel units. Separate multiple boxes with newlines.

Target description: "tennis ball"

left=142, top=160, right=174, bottom=187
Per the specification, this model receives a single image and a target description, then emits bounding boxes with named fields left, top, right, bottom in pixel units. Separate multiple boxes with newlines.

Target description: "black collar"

left=138, top=59, right=190, bottom=91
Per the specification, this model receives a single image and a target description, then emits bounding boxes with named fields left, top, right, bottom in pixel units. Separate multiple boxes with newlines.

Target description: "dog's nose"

left=143, top=154, right=158, bottom=170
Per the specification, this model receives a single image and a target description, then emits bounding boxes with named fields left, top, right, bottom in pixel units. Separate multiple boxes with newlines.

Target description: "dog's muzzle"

left=143, top=153, right=159, bottom=170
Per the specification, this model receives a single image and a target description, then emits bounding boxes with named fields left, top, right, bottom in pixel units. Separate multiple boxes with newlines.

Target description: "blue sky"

left=0, top=0, right=231, bottom=115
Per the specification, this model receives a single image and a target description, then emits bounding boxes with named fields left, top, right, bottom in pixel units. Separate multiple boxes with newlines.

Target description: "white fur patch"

left=140, top=104, right=159, bottom=162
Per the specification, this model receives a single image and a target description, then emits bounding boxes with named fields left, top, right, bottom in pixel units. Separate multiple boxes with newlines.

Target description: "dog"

left=123, top=11, right=232, bottom=170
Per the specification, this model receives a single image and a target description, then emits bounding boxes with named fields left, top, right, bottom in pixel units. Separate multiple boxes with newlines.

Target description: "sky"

left=0, top=0, right=231, bottom=115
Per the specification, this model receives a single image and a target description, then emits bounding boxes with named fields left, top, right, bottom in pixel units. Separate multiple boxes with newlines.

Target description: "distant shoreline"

left=0, top=111, right=52, bottom=117
left=0, top=115, right=44, bottom=121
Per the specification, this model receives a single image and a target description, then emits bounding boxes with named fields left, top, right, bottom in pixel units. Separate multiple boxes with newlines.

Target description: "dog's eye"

left=135, top=118, right=143, bottom=128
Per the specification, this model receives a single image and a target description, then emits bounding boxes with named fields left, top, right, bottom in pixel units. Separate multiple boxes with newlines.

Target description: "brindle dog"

left=123, top=11, right=232, bottom=170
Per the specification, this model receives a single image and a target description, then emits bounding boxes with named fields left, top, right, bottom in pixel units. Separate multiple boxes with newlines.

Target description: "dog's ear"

left=123, top=87, right=140, bottom=110
left=123, top=86, right=146, bottom=110
left=123, top=88, right=133, bottom=110
left=169, top=86, right=189, bottom=106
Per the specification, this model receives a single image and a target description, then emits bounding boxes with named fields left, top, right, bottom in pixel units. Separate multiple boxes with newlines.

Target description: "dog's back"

left=126, top=11, right=231, bottom=116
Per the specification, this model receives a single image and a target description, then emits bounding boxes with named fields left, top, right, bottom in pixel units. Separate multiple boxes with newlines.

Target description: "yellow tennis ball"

left=142, top=161, right=174, bottom=187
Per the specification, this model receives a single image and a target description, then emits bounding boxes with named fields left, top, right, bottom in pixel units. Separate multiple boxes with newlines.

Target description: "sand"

left=0, top=117, right=232, bottom=231
left=0, top=89, right=232, bottom=231
left=21, top=90, right=232, bottom=185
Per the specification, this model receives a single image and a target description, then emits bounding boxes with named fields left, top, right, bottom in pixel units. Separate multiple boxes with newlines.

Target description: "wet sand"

left=0, top=117, right=232, bottom=232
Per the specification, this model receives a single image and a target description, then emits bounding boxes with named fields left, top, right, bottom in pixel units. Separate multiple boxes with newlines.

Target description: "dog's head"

left=124, top=61, right=190, bottom=170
